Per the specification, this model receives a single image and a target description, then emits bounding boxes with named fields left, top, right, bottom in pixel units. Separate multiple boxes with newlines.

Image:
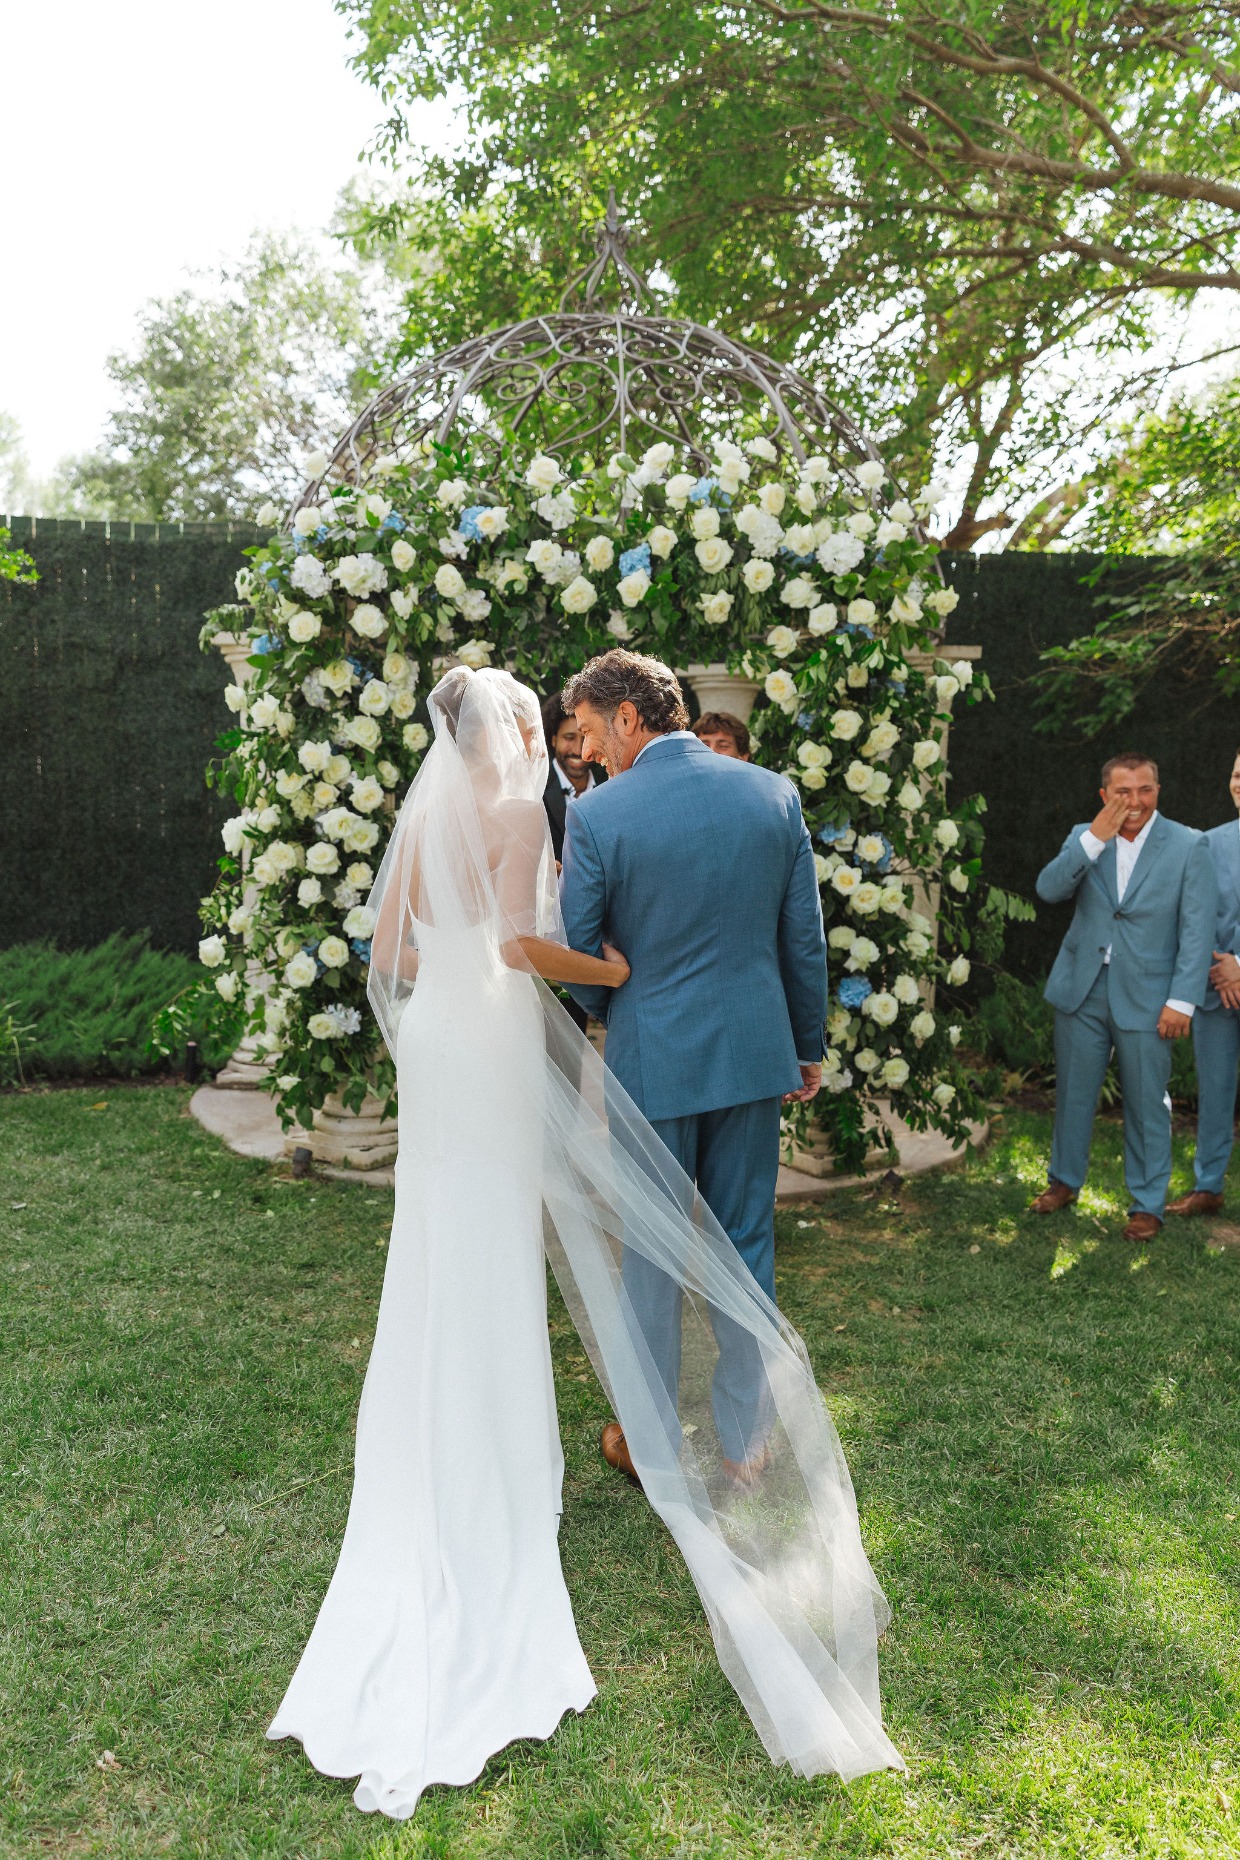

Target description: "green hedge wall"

left=2, top=523, right=1233, bottom=968
left=0, top=515, right=263, bottom=953
left=943, top=551, right=1240, bottom=979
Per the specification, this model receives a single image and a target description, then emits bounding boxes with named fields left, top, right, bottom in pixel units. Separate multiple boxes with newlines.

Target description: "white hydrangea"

left=854, top=459, right=885, bottom=490
left=816, top=532, right=865, bottom=576
left=335, top=553, right=387, bottom=597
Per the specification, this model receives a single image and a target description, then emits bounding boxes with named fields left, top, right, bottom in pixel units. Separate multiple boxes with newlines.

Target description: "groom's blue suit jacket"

left=1036, top=814, right=1216, bottom=1030
left=1201, top=820, right=1240, bottom=1012
left=560, top=733, right=827, bottom=1122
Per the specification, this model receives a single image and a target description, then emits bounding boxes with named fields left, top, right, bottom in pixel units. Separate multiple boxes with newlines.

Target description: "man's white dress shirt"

left=1079, top=811, right=1193, bottom=1017
left=554, top=759, right=596, bottom=802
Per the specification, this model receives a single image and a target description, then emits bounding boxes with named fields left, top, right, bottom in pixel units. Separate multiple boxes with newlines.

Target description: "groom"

left=559, top=649, right=827, bottom=1484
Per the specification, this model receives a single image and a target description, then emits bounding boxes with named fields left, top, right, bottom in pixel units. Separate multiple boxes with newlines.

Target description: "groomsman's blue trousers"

left=1191, top=1006, right=1240, bottom=1195
left=620, top=1096, right=781, bottom=1465
left=1050, top=967, right=1173, bottom=1218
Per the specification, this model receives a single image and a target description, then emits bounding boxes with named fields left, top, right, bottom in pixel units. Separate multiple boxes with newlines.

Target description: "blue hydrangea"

left=380, top=511, right=406, bottom=532
left=797, top=709, right=816, bottom=731
left=887, top=680, right=906, bottom=696
left=350, top=937, right=373, bottom=962
left=688, top=476, right=717, bottom=504
left=346, top=655, right=375, bottom=685
left=458, top=505, right=496, bottom=543
left=314, top=524, right=330, bottom=543
left=618, top=542, right=652, bottom=578
left=837, top=976, right=873, bottom=1010
left=841, top=621, right=875, bottom=639
left=816, top=820, right=850, bottom=844
left=252, top=633, right=278, bottom=655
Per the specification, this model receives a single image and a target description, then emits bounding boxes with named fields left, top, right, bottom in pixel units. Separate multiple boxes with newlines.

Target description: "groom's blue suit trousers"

left=620, top=1097, right=782, bottom=1465
left=1051, top=967, right=1174, bottom=1217
left=1191, top=1006, right=1240, bottom=1194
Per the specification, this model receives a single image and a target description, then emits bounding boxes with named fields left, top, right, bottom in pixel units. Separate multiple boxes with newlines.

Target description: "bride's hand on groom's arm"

left=783, top=1064, right=823, bottom=1104
left=600, top=942, right=630, bottom=987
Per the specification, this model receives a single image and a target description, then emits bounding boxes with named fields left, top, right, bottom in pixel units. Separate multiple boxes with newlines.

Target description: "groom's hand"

left=784, top=1064, right=822, bottom=1104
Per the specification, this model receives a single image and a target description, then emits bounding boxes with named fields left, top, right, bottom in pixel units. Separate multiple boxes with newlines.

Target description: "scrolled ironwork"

left=294, top=196, right=887, bottom=510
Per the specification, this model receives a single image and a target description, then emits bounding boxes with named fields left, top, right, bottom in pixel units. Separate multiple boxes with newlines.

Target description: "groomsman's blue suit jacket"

left=560, top=733, right=828, bottom=1122
left=1201, top=820, right=1240, bottom=1012
left=1036, top=815, right=1216, bottom=1029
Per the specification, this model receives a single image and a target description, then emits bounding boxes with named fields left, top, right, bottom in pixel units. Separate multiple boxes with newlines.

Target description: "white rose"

left=335, top=552, right=387, bottom=597
left=303, top=448, right=329, bottom=480
left=700, top=591, right=734, bottom=626
left=383, top=651, right=411, bottom=686
left=807, top=603, right=837, bottom=636
left=893, top=974, right=920, bottom=1005
left=344, top=714, right=383, bottom=751
left=742, top=559, right=775, bottom=593
left=847, top=936, right=879, bottom=969
left=746, top=436, right=779, bottom=462
left=890, top=593, right=923, bottom=625
left=855, top=1047, right=881, bottom=1074
left=475, top=506, right=508, bottom=540
left=864, top=769, right=892, bottom=802
left=389, top=689, right=416, bottom=720
left=647, top=526, right=676, bottom=561
left=224, top=684, right=247, bottom=715
left=436, top=477, right=470, bottom=509
left=390, top=588, right=417, bottom=619
left=934, top=674, right=961, bottom=706
left=896, top=781, right=923, bottom=812
left=284, top=950, right=318, bottom=988
left=880, top=883, right=906, bottom=912
left=882, top=1056, right=910, bottom=1089
left=403, top=722, right=430, bottom=754
left=925, top=585, right=960, bottom=616
left=377, top=761, right=398, bottom=789
left=757, top=483, right=786, bottom=516
left=560, top=575, right=597, bottom=615
left=852, top=882, right=882, bottom=914
left=343, top=905, right=376, bottom=939
left=198, top=934, right=226, bottom=968
left=358, top=680, right=390, bottom=715
left=351, top=603, right=388, bottom=640
left=293, top=504, right=324, bottom=536
left=781, top=576, right=818, bottom=611
left=864, top=992, right=898, bottom=1027
left=844, top=760, right=871, bottom=794
left=694, top=537, right=733, bottom=574
left=935, top=819, right=961, bottom=850
left=457, top=639, right=493, bottom=670
left=889, top=500, right=915, bottom=524
left=947, top=956, right=971, bottom=986
left=298, top=740, right=332, bottom=774
left=607, top=613, right=632, bottom=640
left=933, top=1081, right=957, bottom=1107
left=297, top=877, right=322, bottom=907
left=862, top=721, right=900, bottom=757
left=831, top=865, right=862, bottom=896
left=855, top=459, right=885, bottom=490
left=913, top=740, right=941, bottom=772
left=905, top=931, right=932, bottom=959
left=665, top=473, right=696, bottom=509
left=249, top=693, right=280, bottom=730
left=948, top=1025, right=962, bottom=1047
left=911, top=1011, right=936, bottom=1042
left=845, top=512, right=876, bottom=540
left=342, top=817, right=380, bottom=854
left=642, top=441, right=677, bottom=474
left=828, top=925, right=856, bottom=949
left=434, top=563, right=467, bottom=602
left=214, top=970, right=239, bottom=1002
left=797, top=741, right=830, bottom=768
left=305, top=842, right=340, bottom=876
left=256, top=501, right=281, bottom=527
left=766, top=624, right=800, bottom=658
left=618, top=569, right=651, bottom=607
left=847, top=598, right=877, bottom=628
left=830, top=710, right=862, bottom=741
left=951, top=659, right=974, bottom=687
left=390, top=539, right=416, bottom=572
left=320, top=659, right=356, bottom=696
left=783, top=524, right=817, bottom=557
left=690, top=506, right=720, bottom=542
left=307, top=1013, right=337, bottom=1040
left=525, top=538, right=563, bottom=579
left=949, top=869, right=970, bottom=893
left=800, top=766, right=827, bottom=791
left=350, top=776, right=385, bottom=813
left=318, top=935, right=349, bottom=968
left=875, top=518, right=908, bottom=547
left=813, top=854, right=831, bottom=883
left=524, top=453, right=562, bottom=494
left=287, top=611, right=321, bottom=644
left=857, top=834, right=885, bottom=862
left=764, top=668, right=797, bottom=707
left=584, top=536, right=616, bottom=572
left=265, top=840, right=298, bottom=873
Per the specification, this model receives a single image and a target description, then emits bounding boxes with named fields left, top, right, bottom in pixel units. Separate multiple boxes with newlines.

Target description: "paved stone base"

left=190, top=1084, right=987, bottom=1198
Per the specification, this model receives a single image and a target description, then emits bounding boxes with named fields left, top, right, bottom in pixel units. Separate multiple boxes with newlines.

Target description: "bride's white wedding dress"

left=268, top=668, right=903, bottom=1818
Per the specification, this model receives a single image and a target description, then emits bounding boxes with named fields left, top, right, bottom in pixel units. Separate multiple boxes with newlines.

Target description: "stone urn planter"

left=682, top=663, right=762, bottom=723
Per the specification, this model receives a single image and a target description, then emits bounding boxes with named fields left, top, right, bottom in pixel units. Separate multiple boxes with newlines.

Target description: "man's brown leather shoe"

left=1123, top=1212, right=1163, bottom=1244
left=1166, top=1190, right=1224, bottom=1218
left=1029, top=1182, right=1078, bottom=1214
left=600, top=1422, right=642, bottom=1489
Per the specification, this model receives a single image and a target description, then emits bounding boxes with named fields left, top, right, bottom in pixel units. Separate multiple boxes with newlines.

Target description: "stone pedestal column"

left=282, top=1090, right=400, bottom=1171
left=682, top=663, right=762, bottom=724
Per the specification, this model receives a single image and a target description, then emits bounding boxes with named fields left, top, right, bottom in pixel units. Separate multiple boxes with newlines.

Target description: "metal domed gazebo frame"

left=293, top=191, right=885, bottom=512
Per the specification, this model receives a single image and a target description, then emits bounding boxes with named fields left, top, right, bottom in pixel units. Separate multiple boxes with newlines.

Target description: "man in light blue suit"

left=1168, top=750, right=1240, bottom=1218
left=1032, top=751, right=1216, bottom=1242
left=559, top=650, right=827, bottom=1485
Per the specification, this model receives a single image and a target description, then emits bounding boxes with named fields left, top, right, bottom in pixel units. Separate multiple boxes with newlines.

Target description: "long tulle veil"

left=364, top=666, right=903, bottom=1782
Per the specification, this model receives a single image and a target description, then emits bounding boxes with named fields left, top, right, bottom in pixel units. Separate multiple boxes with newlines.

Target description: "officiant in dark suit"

left=541, top=692, right=604, bottom=1033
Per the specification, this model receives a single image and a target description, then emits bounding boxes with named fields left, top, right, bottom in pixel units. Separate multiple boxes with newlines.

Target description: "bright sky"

left=3, top=0, right=449, bottom=479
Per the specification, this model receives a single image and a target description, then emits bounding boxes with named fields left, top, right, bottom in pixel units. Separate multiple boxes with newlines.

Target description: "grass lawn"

left=3, top=1086, right=1240, bottom=1857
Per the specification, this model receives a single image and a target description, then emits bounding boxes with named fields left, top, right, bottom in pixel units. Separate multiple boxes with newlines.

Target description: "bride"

left=267, top=666, right=903, bottom=1817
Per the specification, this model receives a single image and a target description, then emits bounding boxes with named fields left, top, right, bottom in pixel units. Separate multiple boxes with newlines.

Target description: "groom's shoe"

left=600, top=1422, right=642, bottom=1490
left=1166, top=1190, right=1224, bottom=1217
left=1029, top=1181, right=1078, bottom=1214
left=1123, top=1212, right=1162, bottom=1244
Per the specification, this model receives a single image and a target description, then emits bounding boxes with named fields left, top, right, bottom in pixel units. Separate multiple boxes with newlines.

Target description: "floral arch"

left=176, top=196, right=1002, bottom=1175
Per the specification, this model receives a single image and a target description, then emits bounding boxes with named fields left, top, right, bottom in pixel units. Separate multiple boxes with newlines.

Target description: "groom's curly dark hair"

left=562, top=650, right=689, bottom=735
